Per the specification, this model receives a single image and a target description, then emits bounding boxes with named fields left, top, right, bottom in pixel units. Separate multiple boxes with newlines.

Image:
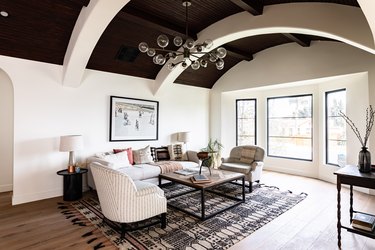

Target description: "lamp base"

left=68, top=165, right=75, bottom=173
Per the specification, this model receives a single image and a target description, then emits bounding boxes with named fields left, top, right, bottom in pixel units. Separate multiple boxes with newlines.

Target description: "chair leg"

left=120, top=223, right=126, bottom=239
left=249, top=182, right=253, bottom=193
left=161, top=213, right=167, bottom=229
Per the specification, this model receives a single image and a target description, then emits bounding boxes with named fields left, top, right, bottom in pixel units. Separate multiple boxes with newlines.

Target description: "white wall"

left=212, top=41, right=375, bottom=183
left=221, top=73, right=369, bottom=181
left=0, top=69, right=14, bottom=192
left=0, top=56, right=210, bottom=205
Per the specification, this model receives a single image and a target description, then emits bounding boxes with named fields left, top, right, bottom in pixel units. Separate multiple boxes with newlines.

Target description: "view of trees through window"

left=236, top=99, right=256, bottom=146
left=267, top=95, right=313, bottom=160
left=326, top=89, right=346, bottom=166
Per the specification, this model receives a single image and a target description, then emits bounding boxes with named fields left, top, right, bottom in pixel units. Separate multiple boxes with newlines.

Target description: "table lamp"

left=60, top=135, right=83, bottom=173
left=177, top=131, right=190, bottom=144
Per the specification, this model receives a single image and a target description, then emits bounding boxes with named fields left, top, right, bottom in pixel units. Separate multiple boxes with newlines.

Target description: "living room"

left=1, top=0, right=375, bottom=249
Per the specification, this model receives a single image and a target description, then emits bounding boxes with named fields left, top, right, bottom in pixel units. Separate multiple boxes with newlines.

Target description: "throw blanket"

left=151, top=161, right=183, bottom=174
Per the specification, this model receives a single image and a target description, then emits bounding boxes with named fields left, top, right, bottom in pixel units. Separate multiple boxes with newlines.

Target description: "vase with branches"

left=339, top=105, right=375, bottom=172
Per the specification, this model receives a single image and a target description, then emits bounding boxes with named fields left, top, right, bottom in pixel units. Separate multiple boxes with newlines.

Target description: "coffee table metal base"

left=159, top=176, right=245, bottom=221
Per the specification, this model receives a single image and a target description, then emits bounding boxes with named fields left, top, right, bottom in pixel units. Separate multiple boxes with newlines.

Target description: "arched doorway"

left=0, top=68, right=14, bottom=192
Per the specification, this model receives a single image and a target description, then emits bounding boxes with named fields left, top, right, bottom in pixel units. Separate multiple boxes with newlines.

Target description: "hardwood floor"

left=231, top=171, right=375, bottom=250
left=1, top=171, right=374, bottom=250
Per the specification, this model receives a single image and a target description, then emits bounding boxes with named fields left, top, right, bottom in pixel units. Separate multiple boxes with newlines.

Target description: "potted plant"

left=200, top=139, right=224, bottom=169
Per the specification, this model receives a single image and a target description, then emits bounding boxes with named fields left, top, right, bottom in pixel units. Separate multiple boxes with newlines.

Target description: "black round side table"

left=57, top=168, right=88, bottom=201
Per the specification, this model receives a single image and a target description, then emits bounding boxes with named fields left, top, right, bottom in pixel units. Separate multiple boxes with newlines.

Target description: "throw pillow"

left=113, top=148, right=134, bottom=165
left=102, top=151, right=131, bottom=169
left=150, top=147, right=157, bottom=162
left=150, top=147, right=170, bottom=162
left=240, top=147, right=256, bottom=164
left=133, top=145, right=154, bottom=164
left=168, top=143, right=188, bottom=161
left=156, top=147, right=170, bottom=161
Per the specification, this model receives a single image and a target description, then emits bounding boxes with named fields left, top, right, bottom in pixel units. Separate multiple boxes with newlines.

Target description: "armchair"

left=220, top=145, right=265, bottom=192
left=90, top=162, right=167, bottom=238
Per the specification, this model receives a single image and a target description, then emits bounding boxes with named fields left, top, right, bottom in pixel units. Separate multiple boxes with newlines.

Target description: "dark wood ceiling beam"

left=282, top=33, right=311, bottom=47
left=229, top=0, right=263, bottom=16
left=223, top=45, right=253, bottom=61
left=119, top=7, right=197, bottom=40
left=67, top=0, right=90, bottom=7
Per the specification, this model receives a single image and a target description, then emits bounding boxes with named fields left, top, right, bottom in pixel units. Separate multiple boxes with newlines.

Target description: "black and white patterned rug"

left=70, top=183, right=307, bottom=250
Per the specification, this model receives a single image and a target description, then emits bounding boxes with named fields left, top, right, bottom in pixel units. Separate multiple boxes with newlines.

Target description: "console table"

left=334, top=165, right=375, bottom=248
left=57, top=168, right=88, bottom=201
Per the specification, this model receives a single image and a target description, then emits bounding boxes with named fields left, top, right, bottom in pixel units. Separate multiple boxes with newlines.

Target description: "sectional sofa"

left=87, top=147, right=200, bottom=189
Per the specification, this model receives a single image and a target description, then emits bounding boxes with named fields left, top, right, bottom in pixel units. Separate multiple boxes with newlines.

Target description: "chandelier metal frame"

left=138, top=0, right=227, bottom=71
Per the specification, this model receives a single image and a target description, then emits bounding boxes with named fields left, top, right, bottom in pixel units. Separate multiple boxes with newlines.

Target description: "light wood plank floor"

left=1, top=171, right=374, bottom=250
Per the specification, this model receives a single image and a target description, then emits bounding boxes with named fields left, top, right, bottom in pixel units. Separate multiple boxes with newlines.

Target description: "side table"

left=57, top=168, right=88, bottom=201
left=334, top=165, right=375, bottom=248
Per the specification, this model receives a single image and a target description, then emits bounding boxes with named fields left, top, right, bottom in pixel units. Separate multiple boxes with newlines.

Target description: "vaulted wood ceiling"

left=0, top=0, right=360, bottom=88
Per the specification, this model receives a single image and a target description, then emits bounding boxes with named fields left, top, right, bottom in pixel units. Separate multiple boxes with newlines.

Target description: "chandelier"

left=138, top=0, right=227, bottom=71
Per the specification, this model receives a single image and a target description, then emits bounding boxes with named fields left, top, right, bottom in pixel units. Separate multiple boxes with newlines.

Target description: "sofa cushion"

left=133, top=146, right=154, bottom=164
left=220, top=162, right=251, bottom=174
left=118, top=164, right=161, bottom=181
left=113, top=148, right=134, bottom=165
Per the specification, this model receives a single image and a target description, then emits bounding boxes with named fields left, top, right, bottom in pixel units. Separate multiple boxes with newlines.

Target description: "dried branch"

left=339, top=105, right=375, bottom=148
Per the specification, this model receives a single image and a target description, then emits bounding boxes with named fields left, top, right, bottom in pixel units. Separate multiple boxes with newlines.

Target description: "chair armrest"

left=187, top=150, right=199, bottom=164
left=251, top=161, right=264, bottom=170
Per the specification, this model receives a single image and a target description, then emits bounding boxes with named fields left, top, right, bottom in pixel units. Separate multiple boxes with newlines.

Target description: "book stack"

left=174, top=169, right=198, bottom=176
left=351, top=213, right=375, bottom=232
left=191, top=174, right=211, bottom=183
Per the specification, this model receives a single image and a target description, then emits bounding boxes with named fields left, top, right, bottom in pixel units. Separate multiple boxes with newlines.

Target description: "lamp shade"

left=177, top=132, right=190, bottom=143
left=59, top=135, right=83, bottom=152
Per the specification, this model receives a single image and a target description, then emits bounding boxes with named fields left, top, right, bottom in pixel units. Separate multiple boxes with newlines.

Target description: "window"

left=267, top=94, right=313, bottom=161
left=326, top=89, right=346, bottom=166
left=236, top=99, right=256, bottom=146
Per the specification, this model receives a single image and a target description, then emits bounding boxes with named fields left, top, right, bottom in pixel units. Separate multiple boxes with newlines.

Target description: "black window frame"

left=325, top=88, right=346, bottom=166
left=236, top=99, right=257, bottom=146
left=267, top=94, right=313, bottom=161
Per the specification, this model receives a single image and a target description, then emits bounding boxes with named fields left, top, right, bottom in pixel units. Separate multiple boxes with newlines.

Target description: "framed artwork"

left=109, top=96, right=159, bottom=141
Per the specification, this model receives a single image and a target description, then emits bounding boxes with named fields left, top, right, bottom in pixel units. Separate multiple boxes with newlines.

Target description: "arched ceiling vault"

left=0, top=0, right=373, bottom=92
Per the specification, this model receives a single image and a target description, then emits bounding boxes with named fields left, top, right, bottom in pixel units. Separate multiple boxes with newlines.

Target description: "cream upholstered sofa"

left=90, top=162, right=167, bottom=238
left=220, top=145, right=265, bottom=192
left=87, top=149, right=200, bottom=189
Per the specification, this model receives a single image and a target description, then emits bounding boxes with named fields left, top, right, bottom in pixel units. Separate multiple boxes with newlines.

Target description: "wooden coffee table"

left=159, top=169, right=245, bottom=220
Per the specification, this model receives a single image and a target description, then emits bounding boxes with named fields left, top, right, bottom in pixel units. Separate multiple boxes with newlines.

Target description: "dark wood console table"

left=334, top=165, right=375, bottom=248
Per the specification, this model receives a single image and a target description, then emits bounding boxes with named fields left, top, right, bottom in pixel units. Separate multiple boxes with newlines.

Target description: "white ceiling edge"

left=154, top=3, right=374, bottom=95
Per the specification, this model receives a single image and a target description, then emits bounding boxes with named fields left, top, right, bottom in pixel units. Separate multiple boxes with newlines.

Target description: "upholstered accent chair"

left=90, top=162, right=167, bottom=238
left=220, top=145, right=265, bottom=192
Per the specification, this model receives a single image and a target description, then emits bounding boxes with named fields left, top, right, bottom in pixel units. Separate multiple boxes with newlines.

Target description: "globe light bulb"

left=138, top=42, right=149, bottom=53
left=204, top=39, right=213, bottom=49
left=209, top=53, right=217, bottom=62
left=173, top=36, right=183, bottom=47
left=216, top=47, right=227, bottom=58
left=191, top=61, right=200, bottom=70
left=155, top=54, right=165, bottom=65
left=184, top=38, right=195, bottom=49
left=157, top=34, right=169, bottom=48
left=147, top=48, right=156, bottom=57
left=200, top=59, right=208, bottom=68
